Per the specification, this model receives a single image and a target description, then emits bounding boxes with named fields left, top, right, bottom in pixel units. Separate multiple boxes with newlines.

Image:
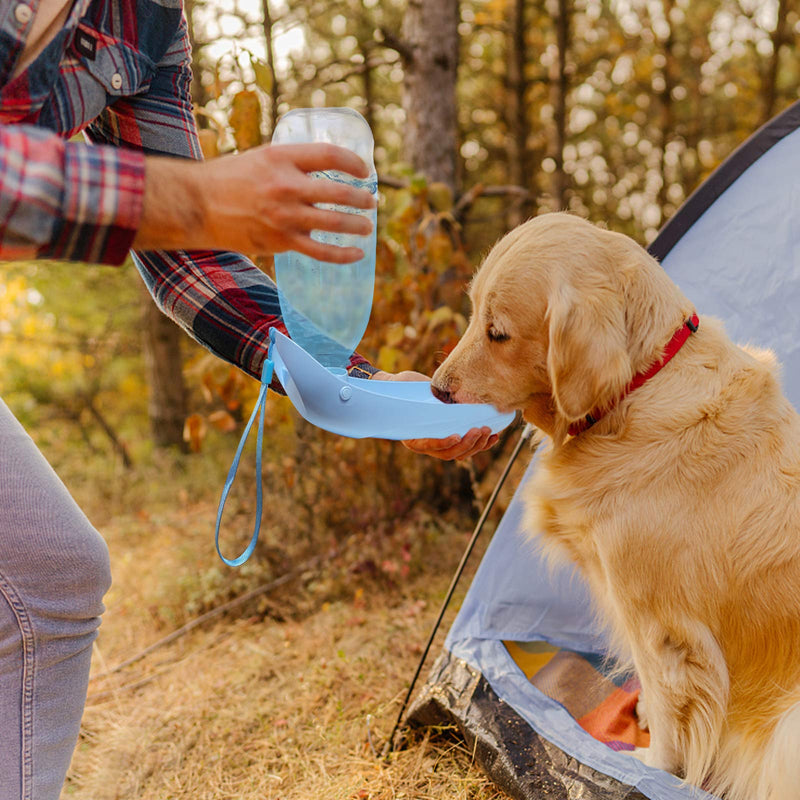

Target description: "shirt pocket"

left=71, top=24, right=156, bottom=99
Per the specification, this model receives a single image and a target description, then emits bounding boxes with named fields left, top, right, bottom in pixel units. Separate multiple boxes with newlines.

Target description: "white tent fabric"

left=665, top=127, right=800, bottom=402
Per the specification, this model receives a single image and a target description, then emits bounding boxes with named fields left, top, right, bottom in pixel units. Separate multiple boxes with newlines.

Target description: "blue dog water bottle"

left=215, top=108, right=515, bottom=567
left=272, top=108, right=378, bottom=372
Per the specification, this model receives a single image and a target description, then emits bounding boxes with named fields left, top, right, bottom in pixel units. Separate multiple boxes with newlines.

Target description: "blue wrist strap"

left=214, top=356, right=274, bottom=566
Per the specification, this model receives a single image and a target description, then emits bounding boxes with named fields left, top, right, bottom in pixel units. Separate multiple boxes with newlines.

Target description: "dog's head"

left=431, top=212, right=691, bottom=440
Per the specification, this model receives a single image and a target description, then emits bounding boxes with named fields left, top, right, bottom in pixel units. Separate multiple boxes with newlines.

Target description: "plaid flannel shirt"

left=0, top=0, right=377, bottom=383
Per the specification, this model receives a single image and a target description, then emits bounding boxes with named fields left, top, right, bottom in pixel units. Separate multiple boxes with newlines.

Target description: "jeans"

left=0, top=399, right=111, bottom=800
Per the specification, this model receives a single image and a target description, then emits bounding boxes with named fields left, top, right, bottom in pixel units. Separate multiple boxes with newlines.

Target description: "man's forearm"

left=132, top=156, right=208, bottom=252
left=130, top=143, right=376, bottom=260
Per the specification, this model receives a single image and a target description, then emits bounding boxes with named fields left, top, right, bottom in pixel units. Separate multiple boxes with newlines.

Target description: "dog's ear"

left=546, top=283, right=633, bottom=424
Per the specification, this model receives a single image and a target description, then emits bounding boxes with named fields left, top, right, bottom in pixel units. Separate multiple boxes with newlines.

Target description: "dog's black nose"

left=431, top=384, right=456, bottom=404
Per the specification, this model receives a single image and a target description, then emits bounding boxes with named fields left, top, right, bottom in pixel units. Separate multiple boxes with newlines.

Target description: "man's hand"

left=372, top=370, right=499, bottom=461
left=133, top=143, right=377, bottom=261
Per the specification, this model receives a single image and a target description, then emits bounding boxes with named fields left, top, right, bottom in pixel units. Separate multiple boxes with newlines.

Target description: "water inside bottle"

left=272, top=109, right=377, bottom=371
left=275, top=172, right=376, bottom=371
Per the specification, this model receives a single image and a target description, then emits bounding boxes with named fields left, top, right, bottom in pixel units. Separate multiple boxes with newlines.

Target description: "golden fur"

left=431, top=212, right=800, bottom=800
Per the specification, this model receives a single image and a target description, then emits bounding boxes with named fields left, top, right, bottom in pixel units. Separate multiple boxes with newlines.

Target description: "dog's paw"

left=635, top=695, right=650, bottom=731
left=623, top=744, right=683, bottom=777
left=623, top=747, right=649, bottom=764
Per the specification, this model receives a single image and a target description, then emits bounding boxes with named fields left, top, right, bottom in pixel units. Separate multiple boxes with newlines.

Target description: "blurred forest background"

left=4, top=0, right=800, bottom=796
left=5, top=0, right=800, bottom=610
left=4, top=0, right=800, bottom=612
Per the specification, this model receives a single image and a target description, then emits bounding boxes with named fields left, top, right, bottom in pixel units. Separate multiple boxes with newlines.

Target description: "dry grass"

left=61, top=487, right=512, bottom=800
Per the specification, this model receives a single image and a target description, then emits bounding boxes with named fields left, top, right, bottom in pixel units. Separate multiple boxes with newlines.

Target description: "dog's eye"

left=487, top=326, right=510, bottom=343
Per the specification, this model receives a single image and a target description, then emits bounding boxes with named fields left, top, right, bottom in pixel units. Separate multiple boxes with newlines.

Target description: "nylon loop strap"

left=214, top=357, right=273, bottom=566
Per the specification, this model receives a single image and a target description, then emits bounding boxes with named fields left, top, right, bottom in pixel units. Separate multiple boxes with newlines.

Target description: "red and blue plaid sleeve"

left=83, top=15, right=376, bottom=384
left=0, top=123, right=144, bottom=264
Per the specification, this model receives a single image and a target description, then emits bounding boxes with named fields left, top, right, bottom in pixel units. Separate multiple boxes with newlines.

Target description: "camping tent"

left=407, top=99, right=800, bottom=800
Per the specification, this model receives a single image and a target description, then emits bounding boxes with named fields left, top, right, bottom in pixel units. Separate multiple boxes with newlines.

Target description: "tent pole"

left=382, top=421, right=536, bottom=759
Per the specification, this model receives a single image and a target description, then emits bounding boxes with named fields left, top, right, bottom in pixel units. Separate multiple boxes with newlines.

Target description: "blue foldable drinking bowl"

left=269, top=327, right=515, bottom=440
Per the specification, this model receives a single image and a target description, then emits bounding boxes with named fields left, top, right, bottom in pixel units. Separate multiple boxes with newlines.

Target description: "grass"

left=57, top=442, right=518, bottom=800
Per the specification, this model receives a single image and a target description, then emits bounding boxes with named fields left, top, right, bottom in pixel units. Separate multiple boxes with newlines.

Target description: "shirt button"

left=14, top=3, right=33, bottom=24
left=110, top=73, right=123, bottom=90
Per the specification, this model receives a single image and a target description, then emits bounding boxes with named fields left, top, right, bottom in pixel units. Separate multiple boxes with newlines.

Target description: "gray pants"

left=0, top=399, right=111, bottom=800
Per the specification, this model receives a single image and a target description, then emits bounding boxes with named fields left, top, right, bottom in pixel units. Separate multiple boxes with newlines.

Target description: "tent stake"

left=381, top=422, right=536, bottom=759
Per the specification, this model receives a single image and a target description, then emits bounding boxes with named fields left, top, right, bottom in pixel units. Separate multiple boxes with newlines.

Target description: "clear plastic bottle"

left=272, top=108, right=377, bottom=372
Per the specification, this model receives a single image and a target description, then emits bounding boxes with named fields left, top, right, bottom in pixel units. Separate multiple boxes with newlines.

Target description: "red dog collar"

left=568, top=313, right=700, bottom=437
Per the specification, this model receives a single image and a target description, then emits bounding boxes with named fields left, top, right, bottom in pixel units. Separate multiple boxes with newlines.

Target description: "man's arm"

left=0, top=123, right=144, bottom=264
left=85, top=19, right=496, bottom=460
left=0, top=118, right=374, bottom=265
left=83, top=14, right=377, bottom=382
left=134, top=145, right=375, bottom=263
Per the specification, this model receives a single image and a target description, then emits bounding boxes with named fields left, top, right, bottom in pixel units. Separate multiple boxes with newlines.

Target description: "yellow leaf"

left=183, top=413, right=207, bottom=453
left=377, top=345, right=401, bottom=373
left=427, top=182, right=453, bottom=212
left=229, top=90, right=263, bottom=151
left=375, top=238, right=397, bottom=274
left=385, top=323, right=405, bottom=347
left=427, top=305, right=455, bottom=330
left=200, top=373, right=216, bottom=404
left=377, top=345, right=413, bottom=373
left=120, top=374, right=143, bottom=396
left=208, top=410, right=238, bottom=433
left=218, top=368, right=244, bottom=411
left=386, top=204, right=418, bottom=245
left=409, top=174, right=428, bottom=195
left=427, top=231, right=454, bottom=272
left=197, top=128, right=219, bottom=159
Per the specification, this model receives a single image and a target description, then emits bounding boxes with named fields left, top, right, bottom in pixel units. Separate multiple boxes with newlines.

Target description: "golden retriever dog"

left=431, top=212, right=800, bottom=800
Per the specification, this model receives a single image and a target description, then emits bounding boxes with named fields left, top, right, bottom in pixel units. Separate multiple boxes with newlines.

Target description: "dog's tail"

left=710, top=699, right=800, bottom=800
left=760, top=700, right=800, bottom=800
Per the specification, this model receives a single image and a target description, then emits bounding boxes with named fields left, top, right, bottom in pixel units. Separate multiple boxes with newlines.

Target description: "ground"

left=59, top=455, right=513, bottom=800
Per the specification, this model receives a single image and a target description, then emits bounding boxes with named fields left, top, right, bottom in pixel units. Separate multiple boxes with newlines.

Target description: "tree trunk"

left=184, top=0, right=208, bottom=109
left=262, top=0, right=281, bottom=136
left=551, top=0, right=570, bottom=209
left=361, top=39, right=376, bottom=133
left=762, top=0, right=789, bottom=124
left=401, top=0, right=460, bottom=191
left=506, top=0, right=530, bottom=227
left=658, top=0, right=675, bottom=218
left=141, top=288, right=189, bottom=450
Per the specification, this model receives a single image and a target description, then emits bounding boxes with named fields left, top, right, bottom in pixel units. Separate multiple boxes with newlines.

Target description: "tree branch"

left=86, top=398, right=133, bottom=468
left=377, top=175, right=533, bottom=222
left=376, top=26, right=413, bottom=63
